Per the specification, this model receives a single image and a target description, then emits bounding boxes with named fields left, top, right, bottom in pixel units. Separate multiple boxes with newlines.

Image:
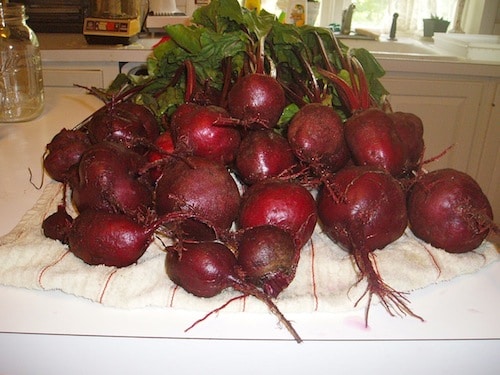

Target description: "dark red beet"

left=317, top=166, right=420, bottom=325
left=317, top=166, right=408, bottom=251
left=170, top=103, right=241, bottom=166
left=165, top=241, right=302, bottom=342
left=87, top=101, right=159, bottom=152
left=68, top=209, right=154, bottom=267
left=71, top=142, right=153, bottom=216
left=43, top=128, right=91, bottom=182
left=407, top=168, right=495, bottom=253
left=155, top=156, right=241, bottom=240
left=227, top=73, right=286, bottom=130
left=166, top=241, right=238, bottom=298
left=287, top=103, right=350, bottom=174
left=42, top=204, right=74, bottom=244
left=388, top=111, right=424, bottom=173
left=237, top=225, right=297, bottom=298
left=238, top=179, right=317, bottom=249
left=234, top=129, right=297, bottom=185
left=344, top=108, right=408, bottom=177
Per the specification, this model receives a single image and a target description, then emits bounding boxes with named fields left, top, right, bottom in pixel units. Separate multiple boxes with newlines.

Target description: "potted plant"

left=423, top=14, right=450, bottom=37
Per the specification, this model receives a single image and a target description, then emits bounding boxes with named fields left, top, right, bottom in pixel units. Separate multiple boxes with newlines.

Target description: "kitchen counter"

left=0, top=87, right=499, bottom=374
left=38, top=33, right=500, bottom=75
left=38, top=33, right=157, bottom=63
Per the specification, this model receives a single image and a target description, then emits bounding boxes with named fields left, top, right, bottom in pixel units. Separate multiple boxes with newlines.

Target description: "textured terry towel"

left=0, top=181, right=498, bottom=314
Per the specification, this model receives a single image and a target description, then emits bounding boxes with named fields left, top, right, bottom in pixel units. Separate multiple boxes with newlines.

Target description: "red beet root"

left=344, top=108, right=408, bottom=177
left=166, top=241, right=238, bottom=298
left=165, top=241, right=302, bottom=342
left=68, top=209, right=155, bottom=267
left=42, top=204, right=74, bottom=244
left=71, top=142, right=153, bottom=216
left=238, top=179, right=317, bottom=249
left=407, top=168, right=496, bottom=253
left=234, top=129, right=297, bottom=185
left=317, top=166, right=420, bottom=325
left=388, top=111, right=424, bottom=173
left=237, top=225, right=298, bottom=298
left=287, top=103, right=350, bottom=174
left=227, top=73, right=286, bottom=130
left=43, top=128, right=91, bottom=183
left=170, top=103, right=241, bottom=166
left=155, top=156, right=241, bottom=240
left=87, top=101, right=159, bottom=152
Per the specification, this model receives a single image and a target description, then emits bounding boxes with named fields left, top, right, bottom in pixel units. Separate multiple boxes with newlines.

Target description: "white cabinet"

left=42, top=61, right=120, bottom=88
left=473, top=82, right=500, bottom=222
left=381, top=73, right=499, bottom=220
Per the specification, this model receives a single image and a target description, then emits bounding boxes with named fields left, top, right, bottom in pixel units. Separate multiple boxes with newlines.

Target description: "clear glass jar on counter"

left=0, top=2, right=44, bottom=123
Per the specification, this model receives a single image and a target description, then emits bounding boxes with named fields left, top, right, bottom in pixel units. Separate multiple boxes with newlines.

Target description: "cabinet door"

left=41, top=62, right=120, bottom=88
left=381, top=76, right=484, bottom=173
left=474, top=83, right=500, bottom=220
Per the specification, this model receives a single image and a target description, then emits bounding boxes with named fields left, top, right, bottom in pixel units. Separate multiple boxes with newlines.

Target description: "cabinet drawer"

left=43, top=68, right=104, bottom=88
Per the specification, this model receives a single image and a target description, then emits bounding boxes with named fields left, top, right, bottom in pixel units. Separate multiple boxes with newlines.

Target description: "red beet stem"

left=229, top=276, right=303, bottom=343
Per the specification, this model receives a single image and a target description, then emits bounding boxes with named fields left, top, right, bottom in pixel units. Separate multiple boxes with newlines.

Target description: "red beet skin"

left=344, top=108, right=408, bottom=177
left=287, top=103, right=350, bottom=173
left=238, top=179, right=317, bottom=249
left=407, top=168, right=494, bottom=253
left=227, top=73, right=286, bottom=130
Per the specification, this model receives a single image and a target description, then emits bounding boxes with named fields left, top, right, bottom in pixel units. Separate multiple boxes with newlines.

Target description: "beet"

left=287, top=103, right=350, bottom=174
left=227, top=73, right=286, bottom=130
left=166, top=241, right=237, bottom=298
left=87, top=101, right=159, bottom=152
left=68, top=209, right=154, bottom=267
left=317, top=166, right=421, bottom=324
left=388, top=111, right=424, bottom=173
left=344, top=108, right=408, bottom=177
left=165, top=240, right=302, bottom=342
left=237, top=225, right=297, bottom=298
left=42, top=204, right=74, bottom=244
left=238, top=179, right=317, bottom=249
left=317, top=166, right=408, bottom=251
left=71, top=142, right=153, bottom=216
left=407, top=168, right=496, bottom=253
left=234, top=129, right=297, bottom=185
left=43, top=128, right=91, bottom=183
left=170, top=103, right=241, bottom=166
left=155, top=156, right=241, bottom=240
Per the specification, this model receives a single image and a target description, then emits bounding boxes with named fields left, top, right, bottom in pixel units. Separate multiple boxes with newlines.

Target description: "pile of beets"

left=41, top=49, right=497, bottom=342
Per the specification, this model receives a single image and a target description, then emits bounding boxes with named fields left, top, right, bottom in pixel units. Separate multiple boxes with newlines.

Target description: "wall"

left=494, top=0, right=500, bottom=34
left=462, top=0, right=499, bottom=34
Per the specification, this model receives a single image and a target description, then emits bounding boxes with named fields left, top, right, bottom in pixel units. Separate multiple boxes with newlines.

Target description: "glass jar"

left=0, top=2, right=44, bottom=123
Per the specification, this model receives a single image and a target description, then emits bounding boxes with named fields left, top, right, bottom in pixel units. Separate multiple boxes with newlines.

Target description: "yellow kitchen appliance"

left=83, top=0, right=144, bottom=44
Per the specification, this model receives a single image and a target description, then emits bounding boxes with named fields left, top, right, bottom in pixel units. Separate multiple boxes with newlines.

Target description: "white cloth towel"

left=0, top=181, right=498, bottom=314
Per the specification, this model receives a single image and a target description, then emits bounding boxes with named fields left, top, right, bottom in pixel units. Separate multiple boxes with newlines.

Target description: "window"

left=257, top=0, right=463, bottom=35
left=319, top=0, right=461, bottom=35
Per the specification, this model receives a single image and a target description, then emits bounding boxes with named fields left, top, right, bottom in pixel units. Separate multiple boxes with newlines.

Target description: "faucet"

left=388, top=12, right=399, bottom=40
left=341, top=4, right=355, bottom=35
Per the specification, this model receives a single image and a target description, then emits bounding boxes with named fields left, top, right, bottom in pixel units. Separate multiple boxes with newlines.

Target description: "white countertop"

left=38, top=33, right=157, bottom=63
left=37, top=33, right=500, bottom=78
left=0, top=88, right=499, bottom=374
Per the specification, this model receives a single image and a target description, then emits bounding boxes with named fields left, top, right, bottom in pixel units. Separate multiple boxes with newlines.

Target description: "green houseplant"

left=423, top=14, right=450, bottom=37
